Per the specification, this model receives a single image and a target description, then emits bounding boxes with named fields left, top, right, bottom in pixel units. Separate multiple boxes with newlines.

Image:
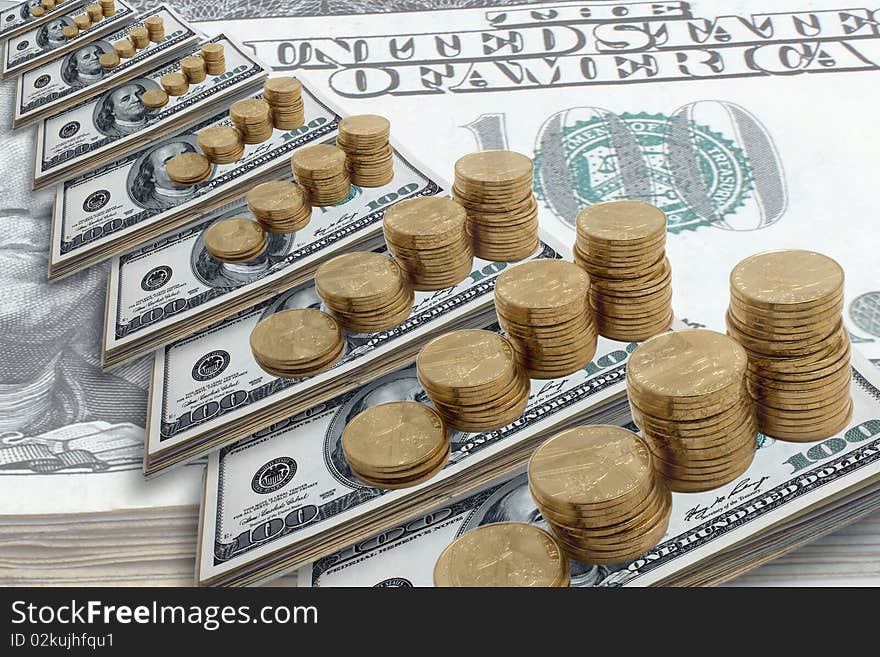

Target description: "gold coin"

left=86, top=4, right=101, bottom=20
left=165, top=152, right=211, bottom=185
left=434, top=523, right=568, bottom=587
left=454, top=150, right=533, bottom=185
left=73, top=15, right=91, bottom=30
left=265, top=76, right=302, bottom=98
left=113, top=39, right=134, bottom=58
left=201, top=43, right=225, bottom=60
left=31, top=6, right=45, bottom=17
left=250, top=309, right=343, bottom=368
left=292, top=144, right=347, bottom=175
left=495, top=258, right=589, bottom=314
left=382, top=197, right=467, bottom=247
left=576, top=200, right=666, bottom=244
left=417, top=330, right=518, bottom=393
left=61, top=25, right=78, bottom=38
left=98, top=52, right=119, bottom=69
left=203, top=218, right=265, bottom=262
left=315, top=251, right=404, bottom=304
left=353, top=444, right=451, bottom=489
left=339, top=114, right=390, bottom=140
left=730, top=250, right=843, bottom=310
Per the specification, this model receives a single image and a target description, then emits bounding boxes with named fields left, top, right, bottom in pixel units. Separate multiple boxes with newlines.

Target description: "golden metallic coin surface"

left=265, top=76, right=302, bottom=96
left=292, top=144, right=347, bottom=173
left=417, top=330, right=517, bottom=391
left=203, top=218, right=265, bottom=261
left=165, top=152, right=210, bottom=183
left=248, top=180, right=306, bottom=213
left=316, top=252, right=402, bottom=301
left=250, top=309, right=342, bottom=365
left=576, top=200, right=667, bottom=243
left=339, top=114, right=390, bottom=138
left=383, top=197, right=467, bottom=242
left=495, top=259, right=589, bottom=312
left=98, top=52, right=119, bottom=69
left=454, top=150, right=533, bottom=184
left=730, top=250, right=844, bottom=309
left=434, top=523, right=567, bottom=587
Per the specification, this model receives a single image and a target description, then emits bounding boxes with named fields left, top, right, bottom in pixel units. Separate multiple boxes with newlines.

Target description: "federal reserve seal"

left=59, top=120, right=80, bottom=139
left=191, top=350, right=230, bottom=382
left=141, top=265, right=172, bottom=292
left=850, top=291, right=880, bottom=338
left=34, top=74, right=50, bottom=89
left=374, top=578, right=413, bottom=587
left=83, top=189, right=111, bottom=213
left=252, top=457, right=297, bottom=494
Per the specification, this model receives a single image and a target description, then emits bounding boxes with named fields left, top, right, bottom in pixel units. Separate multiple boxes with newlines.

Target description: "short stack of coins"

left=342, top=401, right=450, bottom=489
left=574, top=200, right=673, bottom=341
left=62, top=25, right=78, bottom=39
left=726, top=250, right=852, bottom=442
left=337, top=114, right=393, bottom=188
left=31, top=6, right=45, bottom=17
left=528, top=425, right=672, bottom=565
left=114, top=39, right=134, bottom=59
left=73, top=14, right=90, bottom=30
left=382, top=197, right=473, bottom=291
left=247, top=180, right=312, bottom=233
left=41, top=0, right=55, bottom=10
left=197, top=125, right=243, bottom=164
left=180, top=56, right=206, bottom=84
left=433, top=523, right=570, bottom=587
left=626, top=330, right=758, bottom=492
left=86, top=4, right=102, bottom=22
left=494, top=259, right=598, bottom=379
left=140, top=88, right=168, bottom=109
left=160, top=72, right=188, bottom=96
left=145, top=15, right=164, bottom=42
left=249, top=308, right=344, bottom=379
left=263, top=77, right=304, bottom=131
left=230, top=98, right=273, bottom=144
left=98, top=52, right=119, bottom=69
left=315, top=251, right=414, bottom=333
left=165, top=152, right=211, bottom=186
left=203, top=217, right=266, bottom=263
left=129, top=26, right=149, bottom=49
left=416, top=329, right=530, bottom=432
left=99, top=0, right=115, bottom=17
left=291, top=144, right=351, bottom=206
left=201, top=43, right=225, bottom=75
left=453, top=150, right=539, bottom=262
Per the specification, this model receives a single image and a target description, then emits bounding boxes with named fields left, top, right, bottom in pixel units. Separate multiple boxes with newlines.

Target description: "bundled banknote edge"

left=0, top=0, right=89, bottom=41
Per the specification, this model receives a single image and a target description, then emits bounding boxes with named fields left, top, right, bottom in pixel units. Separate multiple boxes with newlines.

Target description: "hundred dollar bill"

left=145, top=239, right=559, bottom=477
left=197, top=327, right=635, bottom=587
left=103, top=143, right=440, bottom=367
left=14, top=5, right=200, bottom=128
left=300, top=353, right=880, bottom=588
left=33, top=33, right=268, bottom=188
left=50, top=84, right=339, bottom=281
left=2, top=0, right=134, bottom=79
left=0, top=0, right=87, bottom=42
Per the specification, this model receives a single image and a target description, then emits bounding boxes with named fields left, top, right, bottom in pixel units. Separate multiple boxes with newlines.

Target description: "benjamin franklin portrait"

left=128, top=136, right=208, bottom=210
left=35, top=17, right=73, bottom=50
left=60, top=41, right=114, bottom=88
left=19, top=0, right=43, bottom=20
left=93, top=79, right=160, bottom=138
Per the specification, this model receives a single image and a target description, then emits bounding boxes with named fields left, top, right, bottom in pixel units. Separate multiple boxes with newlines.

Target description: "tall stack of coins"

left=627, top=330, right=758, bottom=492
left=98, top=52, right=119, bottom=69
left=250, top=309, right=344, bottom=379
left=291, top=144, right=351, bottom=206
left=574, top=200, right=673, bottom=341
left=434, top=523, right=570, bottom=587
left=263, top=77, right=304, bottom=130
left=141, top=88, right=168, bottom=109
left=342, top=401, right=450, bottom=489
left=114, top=39, right=134, bottom=59
left=73, top=14, right=91, bottom=30
left=160, top=72, right=188, bottom=96
left=382, top=197, right=473, bottom=291
left=197, top=125, right=244, bottom=164
left=453, top=150, right=539, bottom=262
left=145, top=15, right=164, bottom=42
left=181, top=56, right=206, bottom=83
left=528, top=425, right=672, bottom=564
left=165, top=152, right=211, bottom=186
left=86, top=4, right=102, bottom=22
left=727, top=250, right=852, bottom=442
left=337, top=115, right=393, bottom=188
left=99, top=0, right=115, bottom=17
left=417, top=329, right=530, bottom=432
left=494, top=259, right=597, bottom=379
left=247, top=180, right=312, bottom=233
left=203, top=217, right=266, bottom=263
left=315, top=251, right=414, bottom=333
left=129, top=27, right=149, bottom=49
left=62, top=25, right=78, bottom=39
left=201, top=43, right=225, bottom=75
left=230, top=98, right=273, bottom=144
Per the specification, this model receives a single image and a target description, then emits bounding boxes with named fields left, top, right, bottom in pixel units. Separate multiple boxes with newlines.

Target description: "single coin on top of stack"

left=86, top=4, right=102, bottom=22
left=249, top=308, right=344, bottom=379
left=203, top=217, right=266, bottom=264
left=180, top=56, right=206, bottom=84
left=434, top=522, right=570, bottom=587
left=342, top=401, right=450, bottom=490
left=453, top=150, right=539, bottom=262
left=315, top=251, right=414, bottom=334
left=197, top=125, right=244, bottom=164
left=263, top=77, right=304, bottom=131
left=114, top=39, right=135, bottom=59
left=247, top=180, right=312, bottom=234
left=129, top=27, right=149, bottom=49
left=141, top=88, right=168, bottom=109
left=99, top=0, right=115, bottom=17
left=417, top=329, right=530, bottom=432
left=574, top=200, right=673, bottom=342
left=40, top=0, right=55, bottom=10
left=528, top=425, right=672, bottom=565
left=160, top=71, right=188, bottom=96
left=291, top=144, right=351, bottom=206
left=145, top=15, right=164, bottom=42
left=627, top=329, right=758, bottom=492
left=337, top=114, right=393, bottom=188
left=62, top=25, right=78, bottom=38
left=230, top=98, right=274, bottom=144
left=201, top=43, right=225, bottom=75
left=98, top=52, right=119, bottom=69
left=73, top=14, right=91, bottom=30
left=31, top=6, right=45, bottom=17
left=165, top=152, right=211, bottom=187
left=727, top=250, right=852, bottom=443
left=382, top=196, right=473, bottom=291
left=494, top=258, right=597, bottom=379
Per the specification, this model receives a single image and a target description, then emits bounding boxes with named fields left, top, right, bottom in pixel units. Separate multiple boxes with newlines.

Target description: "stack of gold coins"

left=62, top=25, right=78, bottom=38
left=31, top=6, right=45, bottom=17
left=382, top=197, right=473, bottom=291
left=114, top=39, right=135, bottom=59
left=41, top=0, right=55, bottom=9
left=263, top=77, right=304, bottom=130
left=291, top=144, right=351, bottom=206
left=160, top=72, right=188, bottom=96
left=197, top=125, right=244, bottom=164
left=434, top=523, right=570, bottom=587
left=574, top=200, right=673, bottom=341
left=165, top=152, right=211, bottom=186
left=229, top=98, right=273, bottom=144
left=145, top=15, right=164, bottom=42
left=250, top=309, right=344, bottom=379
left=417, top=329, right=530, bottom=432
left=86, top=4, right=102, bottom=22
left=315, top=251, right=414, bottom=333
left=342, top=401, right=450, bottom=489
left=337, top=114, right=393, bottom=188
left=528, top=425, right=672, bottom=564
left=247, top=180, right=312, bottom=233
left=201, top=43, right=225, bottom=75
left=141, top=88, right=168, bottom=109
left=129, top=26, right=149, bottom=49
left=494, top=259, right=597, bottom=379
left=727, top=250, right=852, bottom=442
left=99, top=0, right=115, bottom=17
left=627, top=330, right=758, bottom=492
left=203, top=217, right=266, bottom=263
left=453, top=150, right=539, bottom=262
left=98, top=52, right=119, bottom=69
left=73, top=14, right=91, bottom=30
left=180, top=56, right=206, bottom=84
